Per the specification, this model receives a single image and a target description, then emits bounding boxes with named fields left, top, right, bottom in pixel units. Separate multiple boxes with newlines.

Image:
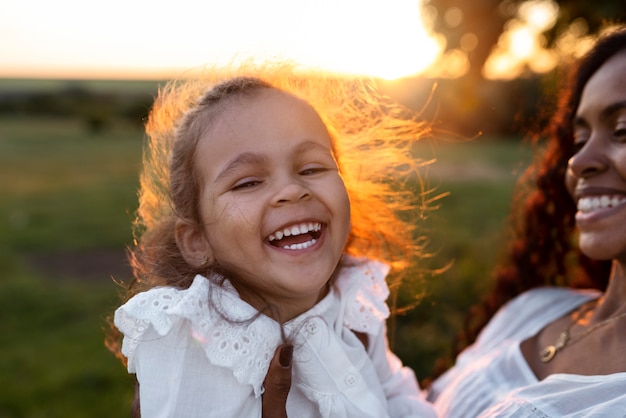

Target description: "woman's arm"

left=132, top=379, right=141, bottom=418
left=261, top=344, right=293, bottom=418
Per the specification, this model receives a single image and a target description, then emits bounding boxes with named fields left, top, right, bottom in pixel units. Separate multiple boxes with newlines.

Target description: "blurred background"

left=1, top=0, right=624, bottom=416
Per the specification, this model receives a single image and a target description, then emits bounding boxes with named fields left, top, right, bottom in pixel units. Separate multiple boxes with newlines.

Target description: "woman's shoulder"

left=477, top=287, right=600, bottom=346
left=504, top=287, right=599, bottom=314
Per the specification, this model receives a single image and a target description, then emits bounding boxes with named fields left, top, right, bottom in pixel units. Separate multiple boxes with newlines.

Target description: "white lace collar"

left=116, top=256, right=391, bottom=397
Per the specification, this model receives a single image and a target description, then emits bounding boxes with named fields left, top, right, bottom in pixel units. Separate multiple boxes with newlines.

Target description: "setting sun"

left=0, top=0, right=442, bottom=80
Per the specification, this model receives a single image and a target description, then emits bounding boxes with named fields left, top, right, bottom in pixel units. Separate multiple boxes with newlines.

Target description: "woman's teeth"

left=578, top=195, right=626, bottom=213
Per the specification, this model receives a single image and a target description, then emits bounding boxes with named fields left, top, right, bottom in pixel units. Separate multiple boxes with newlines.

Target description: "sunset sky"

left=0, top=0, right=442, bottom=80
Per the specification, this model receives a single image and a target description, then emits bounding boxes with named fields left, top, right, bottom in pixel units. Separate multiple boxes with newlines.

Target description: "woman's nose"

left=567, top=135, right=608, bottom=179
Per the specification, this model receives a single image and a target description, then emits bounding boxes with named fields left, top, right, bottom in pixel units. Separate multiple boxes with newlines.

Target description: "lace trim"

left=114, top=257, right=391, bottom=397
left=341, top=258, right=390, bottom=335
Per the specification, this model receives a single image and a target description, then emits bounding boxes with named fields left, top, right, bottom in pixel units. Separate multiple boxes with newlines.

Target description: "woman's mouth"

left=577, top=194, right=626, bottom=213
left=267, top=222, right=323, bottom=250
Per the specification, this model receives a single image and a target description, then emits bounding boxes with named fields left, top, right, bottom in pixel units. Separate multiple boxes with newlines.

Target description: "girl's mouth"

left=267, top=222, right=323, bottom=250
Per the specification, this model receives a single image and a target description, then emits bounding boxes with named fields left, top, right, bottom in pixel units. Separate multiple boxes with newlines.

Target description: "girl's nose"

left=273, top=180, right=311, bottom=205
left=567, top=135, right=608, bottom=179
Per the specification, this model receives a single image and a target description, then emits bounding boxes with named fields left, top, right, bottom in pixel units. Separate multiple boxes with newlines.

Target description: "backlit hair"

left=121, top=61, right=433, bottom=309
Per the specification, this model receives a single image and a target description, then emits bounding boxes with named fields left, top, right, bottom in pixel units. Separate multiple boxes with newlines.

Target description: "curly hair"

left=106, top=62, right=433, bottom=361
left=440, top=26, right=626, bottom=372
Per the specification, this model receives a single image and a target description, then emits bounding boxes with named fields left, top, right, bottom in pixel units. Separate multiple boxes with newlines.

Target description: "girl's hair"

left=435, top=25, right=626, bottom=376
left=107, top=62, right=432, bottom=361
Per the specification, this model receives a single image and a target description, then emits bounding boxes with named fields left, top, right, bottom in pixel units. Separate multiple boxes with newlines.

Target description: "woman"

left=428, top=24, right=626, bottom=417
left=264, top=24, right=626, bottom=417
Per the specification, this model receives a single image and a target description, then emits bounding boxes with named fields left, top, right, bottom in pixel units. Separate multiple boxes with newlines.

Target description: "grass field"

left=0, top=117, right=141, bottom=417
left=0, top=116, right=532, bottom=416
left=392, top=136, right=532, bottom=378
left=0, top=78, right=163, bottom=94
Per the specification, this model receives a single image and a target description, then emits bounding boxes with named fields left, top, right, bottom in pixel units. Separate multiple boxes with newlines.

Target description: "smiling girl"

left=108, top=64, right=436, bottom=417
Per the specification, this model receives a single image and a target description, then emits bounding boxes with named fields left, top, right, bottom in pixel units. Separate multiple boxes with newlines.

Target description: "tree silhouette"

left=425, top=0, right=626, bottom=79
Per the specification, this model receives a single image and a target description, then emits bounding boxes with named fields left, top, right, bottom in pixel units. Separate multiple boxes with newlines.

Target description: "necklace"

left=540, top=300, right=626, bottom=363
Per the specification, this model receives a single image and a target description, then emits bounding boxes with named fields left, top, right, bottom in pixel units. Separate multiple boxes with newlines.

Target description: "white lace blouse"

left=115, top=257, right=435, bottom=418
left=428, top=287, right=626, bottom=417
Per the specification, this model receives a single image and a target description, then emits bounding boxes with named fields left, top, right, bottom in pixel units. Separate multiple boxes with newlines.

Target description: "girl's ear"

left=175, top=218, right=214, bottom=268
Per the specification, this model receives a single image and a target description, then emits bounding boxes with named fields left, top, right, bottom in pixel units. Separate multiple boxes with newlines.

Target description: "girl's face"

left=566, top=52, right=626, bottom=264
left=180, top=89, right=351, bottom=319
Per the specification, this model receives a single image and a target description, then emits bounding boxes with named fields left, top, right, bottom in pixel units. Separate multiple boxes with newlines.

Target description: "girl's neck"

left=234, top=280, right=331, bottom=324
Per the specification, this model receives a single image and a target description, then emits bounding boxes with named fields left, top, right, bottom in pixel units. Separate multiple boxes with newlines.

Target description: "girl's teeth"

left=283, top=239, right=317, bottom=250
left=268, top=222, right=321, bottom=241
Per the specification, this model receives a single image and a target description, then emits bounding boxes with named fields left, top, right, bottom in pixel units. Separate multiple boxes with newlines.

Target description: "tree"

left=424, top=0, right=626, bottom=80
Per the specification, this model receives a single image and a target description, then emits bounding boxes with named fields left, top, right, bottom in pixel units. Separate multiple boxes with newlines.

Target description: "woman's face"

left=566, top=51, right=626, bottom=264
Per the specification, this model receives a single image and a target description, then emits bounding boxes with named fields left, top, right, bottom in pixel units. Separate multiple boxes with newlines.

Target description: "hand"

left=262, top=344, right=293, bottom=418
left=131, top=379, right=141, bottom=418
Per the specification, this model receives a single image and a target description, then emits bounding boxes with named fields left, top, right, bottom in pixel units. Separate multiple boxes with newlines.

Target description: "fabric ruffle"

left=340, top=257, right=390, bottom=336
left=114, top=256, right=391, bottom=397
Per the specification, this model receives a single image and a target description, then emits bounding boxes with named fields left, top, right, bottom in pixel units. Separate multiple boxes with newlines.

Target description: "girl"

left=108, top=63, right=436, bottom=417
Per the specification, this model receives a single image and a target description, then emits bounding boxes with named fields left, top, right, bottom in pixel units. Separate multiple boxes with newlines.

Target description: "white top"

left=479, top=372, right=626, bottom=417
left=115, top=257, right=435, bottom=418
left=429, top=287, right=626, bottom=417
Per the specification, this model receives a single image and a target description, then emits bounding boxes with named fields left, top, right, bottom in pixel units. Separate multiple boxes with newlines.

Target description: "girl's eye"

left=300, top=166, right=328, bottom=176
left=231, top=180, right=262, bottom=191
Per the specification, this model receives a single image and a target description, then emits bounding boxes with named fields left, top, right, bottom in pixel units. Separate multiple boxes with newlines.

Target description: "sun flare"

left=265, top=1, right=442, bottom=80
left=0, top=0, right=442, bottom=81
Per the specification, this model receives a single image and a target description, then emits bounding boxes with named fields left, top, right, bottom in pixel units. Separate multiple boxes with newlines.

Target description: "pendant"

left=540, top=345, right=556, bottom=362
left=539, top=330, right=569, bottom=363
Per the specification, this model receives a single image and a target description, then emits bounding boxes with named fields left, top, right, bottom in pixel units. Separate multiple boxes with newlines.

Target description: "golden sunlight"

left=518, top=0, right=559, bottom=31
left=483, top=0, right=559, bottom=79
left=0, top=0, right=442, bottom=81
left=236, top=1, right=442, bottom=80
left=481, top=0, right=610, bottom=80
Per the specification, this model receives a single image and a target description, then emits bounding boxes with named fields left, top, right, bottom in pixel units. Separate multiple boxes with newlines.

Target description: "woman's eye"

left=572, top=128, right=589, bottom=148
left=571, top=140, right=586, bottom=154
left=614, top=127, right=626, bottom=141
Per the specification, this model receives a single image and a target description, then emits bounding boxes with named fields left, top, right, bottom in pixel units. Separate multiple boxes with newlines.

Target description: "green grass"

left=0, top=116, right=534, bottom=414
left=0, top=78, right=163, bottom=94
left=0, top=117, right=142, bottom=252
left=0, top=117, right=141, bottom=416
left=391, top=136, right=533, bottom=379
left=0, top=272, right=135, bottom=417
